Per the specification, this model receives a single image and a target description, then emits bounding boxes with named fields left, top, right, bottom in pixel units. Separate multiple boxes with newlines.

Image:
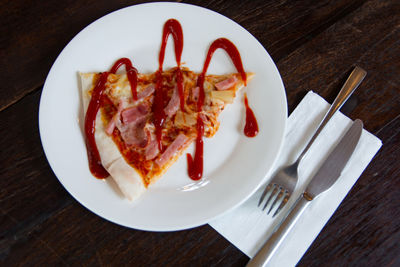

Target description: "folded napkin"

left=209, top=91, right=382, bottom=266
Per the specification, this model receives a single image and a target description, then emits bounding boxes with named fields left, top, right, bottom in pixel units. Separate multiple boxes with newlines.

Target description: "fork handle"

left=247, top=195, right=311, bottom=267
left=296, top=66, right=367, bottom=163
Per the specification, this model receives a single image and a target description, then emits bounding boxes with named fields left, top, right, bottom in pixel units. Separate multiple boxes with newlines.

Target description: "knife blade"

left=247, top=119, right=363, bottom=267
left=305, top=118, right=363, bottom=200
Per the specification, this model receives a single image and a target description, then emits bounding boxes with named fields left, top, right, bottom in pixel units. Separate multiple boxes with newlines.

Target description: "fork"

left=258, top=66, right=367, bottom=217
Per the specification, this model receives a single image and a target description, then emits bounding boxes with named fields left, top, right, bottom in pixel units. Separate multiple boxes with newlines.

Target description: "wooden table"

left=1, top=0, right=399, bottom=266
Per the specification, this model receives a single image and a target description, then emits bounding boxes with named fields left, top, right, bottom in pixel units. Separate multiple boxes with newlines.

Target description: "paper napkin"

left=209, top=91, right=382, bottom=266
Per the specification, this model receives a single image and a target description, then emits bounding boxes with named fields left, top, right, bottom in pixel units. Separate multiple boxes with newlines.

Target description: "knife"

left=247, top=119, right=363, bottom=267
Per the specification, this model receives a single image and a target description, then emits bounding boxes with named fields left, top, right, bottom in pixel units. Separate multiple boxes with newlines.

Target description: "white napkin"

left=209, top=91, right=382, bottom=266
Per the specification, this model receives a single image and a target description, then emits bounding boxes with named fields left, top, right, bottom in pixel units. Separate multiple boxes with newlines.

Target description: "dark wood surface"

left=1, top=0, right=399, bottom=266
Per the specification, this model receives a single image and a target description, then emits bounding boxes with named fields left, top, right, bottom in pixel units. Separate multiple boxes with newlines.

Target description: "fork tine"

left=262, top=184, right=278, bottom=211
left=267, top=188, right=284, bottom=214
left=258, top=183, right=272, bottom=206
left=272, top=192, right=290, bottom=218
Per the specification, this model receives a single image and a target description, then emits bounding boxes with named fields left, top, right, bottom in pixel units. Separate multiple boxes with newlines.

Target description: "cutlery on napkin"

left=209, top=91, right=382, bottom=267
left=248, top=119, right=363, bottom=267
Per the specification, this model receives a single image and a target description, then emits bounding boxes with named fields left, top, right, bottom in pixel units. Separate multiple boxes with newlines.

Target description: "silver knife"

left=247, top=119, right=363, bottom=267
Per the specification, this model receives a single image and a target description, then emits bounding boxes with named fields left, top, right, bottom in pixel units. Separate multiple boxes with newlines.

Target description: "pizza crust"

left=80, top=73, right=145, bottom=201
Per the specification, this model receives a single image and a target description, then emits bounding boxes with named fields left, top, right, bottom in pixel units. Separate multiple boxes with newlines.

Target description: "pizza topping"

left=191, top=86, right=200, bottom=101
left=175, top=110, right=197, bottom=127
left=83, top=19, right=258, bottom=189
left=210, top=90, right=235, bottom=104
left=215, top=76, right=238, bottom=91
left=156, top=133, right=189, bottom=167
left=138, top=84, right=155, bottom=99
left=153, top=71, right=166, bottom=151
left=121, top=103, right=150, bottom=124
left=145, top=135, right=160, bottom=160
left=176, top=68, right=185, bottom=111
left=154, top=19, right=184, bottom=151
left=118, top=116, right=150, bottom=148
left=164, top=86, right=180, bottom=118
left=105, top=100, right=125, bottom=135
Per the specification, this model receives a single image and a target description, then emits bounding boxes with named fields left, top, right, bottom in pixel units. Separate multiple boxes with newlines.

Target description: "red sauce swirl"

left=187, top=38, right=247, bottom=180
left=154, top=19, right=185, bottom=151
left=110, top=58, right=138, bottom=100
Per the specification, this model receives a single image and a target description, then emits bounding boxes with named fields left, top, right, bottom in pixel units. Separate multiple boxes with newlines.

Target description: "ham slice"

left=121, top=103, right=149, bottom=124
left=156, top=134, right=188, bottom=167
left=115, top=102, right=152, bottom=148
left=105, top=100, right=125, bottom=135
left=145, top=134, right=159, bottom=160
left=105, top=117, right=117, bottom=136
left=164, top=86, right=180, bottom=117
left=215, top=76, right=238, bottom=91
left=191, top=86, right=200, bottom=101
left=118, top=116, right=150, bottom=148
left=138, top=84, right=155, bottom=99
left=199, top=113, right=208, bottom=123
left=108, top=85, right=153, bottom=135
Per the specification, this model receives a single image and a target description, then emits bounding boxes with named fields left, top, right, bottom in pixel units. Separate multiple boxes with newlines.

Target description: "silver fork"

left=258, top=66, right=367, bottom=217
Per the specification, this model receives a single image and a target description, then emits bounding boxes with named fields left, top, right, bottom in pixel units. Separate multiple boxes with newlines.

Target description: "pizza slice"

left=80, top=67, right=253, bottom=201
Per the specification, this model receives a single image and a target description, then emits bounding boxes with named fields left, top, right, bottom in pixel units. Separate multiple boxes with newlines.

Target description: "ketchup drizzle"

left=154, top=19, right=185, bottom=151
left=84, top=58, right=138, bottom=179
left=110, top=58, right=138, bottom=100
left=84, top=20, right=259, bottom=182
left=153, top=70, right=166, bottom=151
left=186, top=116, right=204, bottom=180
left=243, top=93, right=259, bottom=137
left=187, top=38, right=247, bottom=180
left=84, top=72, right=110, bottom=178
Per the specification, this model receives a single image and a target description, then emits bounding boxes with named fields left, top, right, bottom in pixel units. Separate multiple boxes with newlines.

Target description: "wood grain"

left=2, top=202, right=248, bottom=266
left=0, top=90, right=72, bottom=259
left=278, top=0, right=400, bottom=116
left=0, top=0, right=365, bottom=111
left=0, top=0, right=149, bottom=111
left=1, top=0, right=399, bottom=266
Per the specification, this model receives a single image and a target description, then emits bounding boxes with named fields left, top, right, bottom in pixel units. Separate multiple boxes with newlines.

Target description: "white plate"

left=39, top=2, right=287, bottom=231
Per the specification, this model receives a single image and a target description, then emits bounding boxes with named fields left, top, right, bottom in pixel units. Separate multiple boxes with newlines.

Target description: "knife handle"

left=246, top=194, right=311, bottom=267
